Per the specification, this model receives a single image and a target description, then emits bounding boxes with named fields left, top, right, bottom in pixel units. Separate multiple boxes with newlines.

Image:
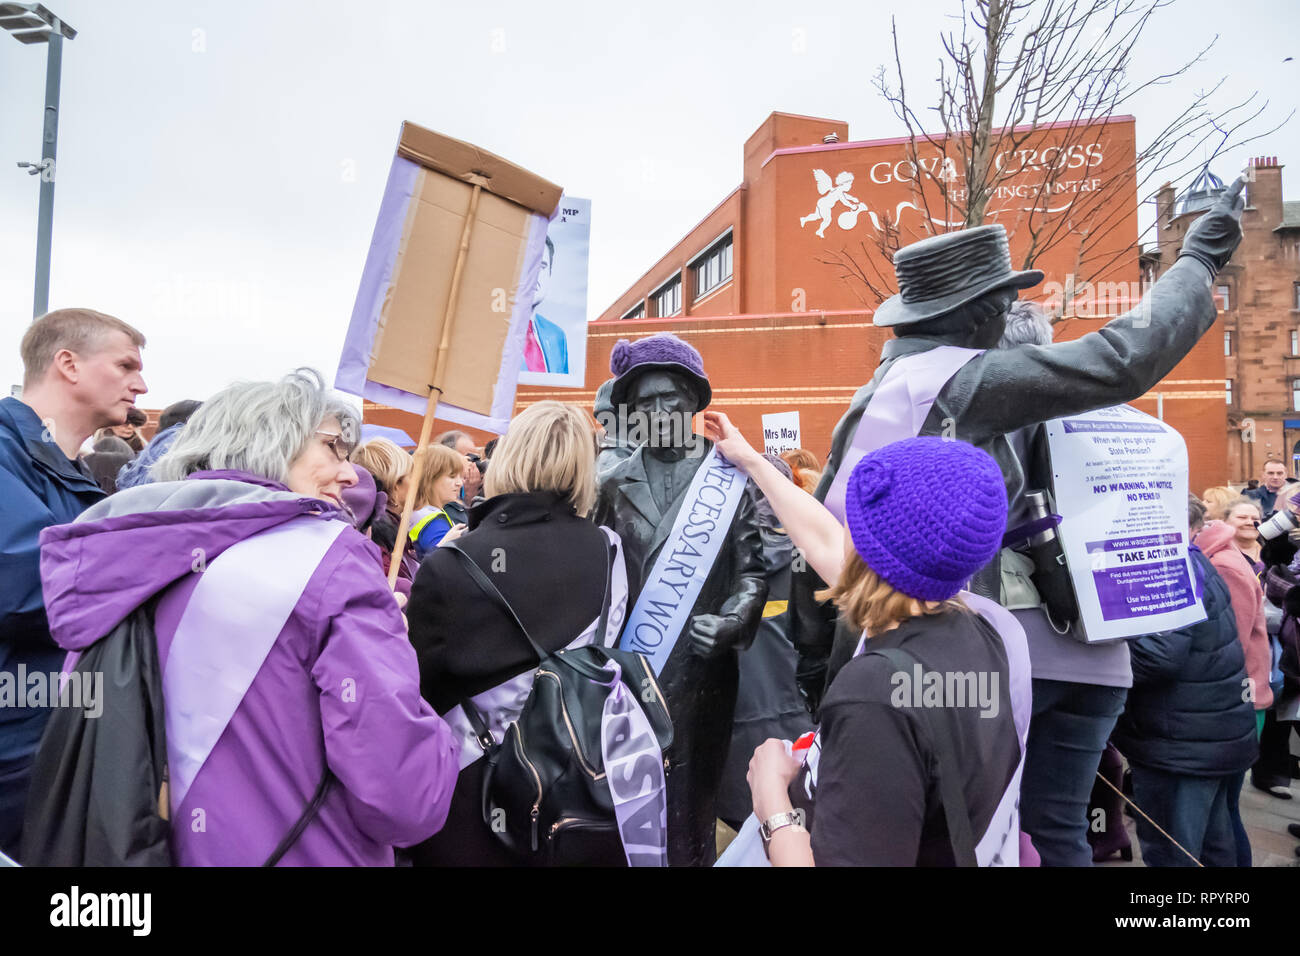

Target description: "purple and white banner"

left=1044, top=404, right=1206, bottom=643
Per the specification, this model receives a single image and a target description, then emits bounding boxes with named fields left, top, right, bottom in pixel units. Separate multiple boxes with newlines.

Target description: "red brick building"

left=370, top=111, right=1229, bottom=491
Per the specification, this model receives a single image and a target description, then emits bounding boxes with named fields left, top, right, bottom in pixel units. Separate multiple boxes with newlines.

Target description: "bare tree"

left=826, top=0, right=1290, bottom=315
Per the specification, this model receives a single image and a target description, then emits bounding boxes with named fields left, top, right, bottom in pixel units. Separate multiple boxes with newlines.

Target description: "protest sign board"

left=1045, top=404, right=1206, bottom=643
left=335, top=121, right=562, bottom=586
left=518, top=197, right=591, bottom=388
left=336, top=121, right=561, bottom=433
left=762, top=411, right=800, bottom=455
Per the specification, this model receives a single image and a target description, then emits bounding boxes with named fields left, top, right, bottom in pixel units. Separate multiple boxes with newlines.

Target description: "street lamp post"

left=2, top=3, right=77, bottom=319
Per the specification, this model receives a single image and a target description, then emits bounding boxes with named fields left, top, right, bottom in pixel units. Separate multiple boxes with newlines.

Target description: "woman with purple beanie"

left=705, top=411, right=1029, bottom=866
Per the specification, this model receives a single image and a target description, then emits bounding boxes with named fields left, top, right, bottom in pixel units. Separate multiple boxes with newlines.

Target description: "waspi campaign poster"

left=1045, top=404, right=1206, bottom=643
left=518, top=197, right=592, bottom=389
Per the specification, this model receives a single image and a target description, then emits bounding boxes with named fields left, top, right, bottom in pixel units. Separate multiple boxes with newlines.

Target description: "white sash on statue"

left=619, top=448, right=748, bottom=675
left=824, top=345, right=983, bottom=521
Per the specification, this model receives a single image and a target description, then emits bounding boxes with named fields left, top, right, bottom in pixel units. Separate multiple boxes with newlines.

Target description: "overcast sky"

left=1, top=0, right=1296, bottom=406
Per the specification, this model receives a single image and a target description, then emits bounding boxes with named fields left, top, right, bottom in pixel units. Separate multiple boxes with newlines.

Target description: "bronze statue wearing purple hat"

left=594, top=332, right=767, bottom=867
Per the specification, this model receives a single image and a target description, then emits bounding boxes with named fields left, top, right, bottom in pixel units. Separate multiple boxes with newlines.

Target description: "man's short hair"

left=1263, top=458, right=1286, bottom=471
left=436, top=430, right=467, bottom=449
left=21, top=308, right=146, bottom=387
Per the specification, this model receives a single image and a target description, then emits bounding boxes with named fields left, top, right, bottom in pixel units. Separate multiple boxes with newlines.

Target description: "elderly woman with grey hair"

left=35, top=369, right=458, bottom=865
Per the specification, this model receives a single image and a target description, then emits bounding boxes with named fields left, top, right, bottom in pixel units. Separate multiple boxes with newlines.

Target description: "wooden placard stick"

left=387, top=175, right=489, bottom=590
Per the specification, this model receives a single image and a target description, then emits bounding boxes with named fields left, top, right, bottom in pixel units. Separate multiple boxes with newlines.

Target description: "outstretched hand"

left=1178, top=173, right=1247, bottom=276
left=701, top=411, right=763, bottom=473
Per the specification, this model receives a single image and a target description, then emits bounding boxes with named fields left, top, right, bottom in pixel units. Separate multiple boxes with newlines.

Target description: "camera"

left=1258, top=507, right=1298, bottom=541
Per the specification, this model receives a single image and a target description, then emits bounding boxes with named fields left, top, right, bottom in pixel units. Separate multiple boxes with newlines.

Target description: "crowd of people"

left=1, top=175, right=1294, bottom=867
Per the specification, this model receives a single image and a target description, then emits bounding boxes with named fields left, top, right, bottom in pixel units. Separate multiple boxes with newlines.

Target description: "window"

left=1292, top=330, right=1298, bottom=356
left=1224, top=331, right=1232, bottom=356
left=692, top=232, right=733, bottom=299
left=1294, top=283, right=1300, bottom=310
left=622, top=301, right=645, bottom=321
left=651, top=274, right=681, bottom=318
left=1294, top=380, right=1300, bottom=412
left=1226, top=378, right=1233, bottom=405
left=1216, top=284, right=1231, bottom=311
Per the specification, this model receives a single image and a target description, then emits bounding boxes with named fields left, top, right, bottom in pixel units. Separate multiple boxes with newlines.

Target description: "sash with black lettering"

left=619, top=448, right=748, bottom=675
left=597, top=657, right=668, bottom=866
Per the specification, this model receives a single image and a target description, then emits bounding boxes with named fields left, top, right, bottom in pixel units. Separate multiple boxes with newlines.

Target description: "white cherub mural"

left=800, top=168, right=965, bottom=237
left=799, top=170, right=869, bottom=238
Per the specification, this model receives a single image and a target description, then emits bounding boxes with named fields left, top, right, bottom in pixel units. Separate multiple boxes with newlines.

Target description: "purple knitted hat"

left=845, top=437, right=1007, bottom=601
left=341, top=464, right=388, bottom=533
left=609, top=333, right=711, bottom=412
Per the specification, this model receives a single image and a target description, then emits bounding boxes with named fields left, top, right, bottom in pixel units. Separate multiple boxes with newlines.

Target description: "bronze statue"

left=594, top=333, right=766, bottom=866
left=789, top=175, right=1246, bottom=868
left=793, top=176, right=1246, bottom=709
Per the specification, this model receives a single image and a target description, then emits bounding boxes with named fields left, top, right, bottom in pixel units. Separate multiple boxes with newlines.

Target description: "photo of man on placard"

left=521, top=237, right=569, bottom=375
left=518, top=197, right=591, bottom=389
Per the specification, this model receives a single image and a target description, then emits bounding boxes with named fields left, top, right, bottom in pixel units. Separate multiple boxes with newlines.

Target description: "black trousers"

left=1252, top=708, right=1299, bottom=788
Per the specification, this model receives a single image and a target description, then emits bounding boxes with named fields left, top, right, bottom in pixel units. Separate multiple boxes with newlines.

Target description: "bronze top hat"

left=873, top=225, right=1044, bottom=328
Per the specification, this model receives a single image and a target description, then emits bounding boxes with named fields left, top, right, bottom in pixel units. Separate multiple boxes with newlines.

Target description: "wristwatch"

left=759, top=809, right=807, bottom=846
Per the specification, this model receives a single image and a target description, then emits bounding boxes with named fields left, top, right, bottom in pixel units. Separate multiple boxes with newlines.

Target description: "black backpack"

left=21, top=601, right=330, bottom=867
left=448, top=541, right=673, bottom=865
left=21, top=601, right=172, bottom=866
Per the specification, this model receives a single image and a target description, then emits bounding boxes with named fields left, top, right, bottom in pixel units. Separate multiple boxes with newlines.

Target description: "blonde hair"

left=352, top=437, right=412, bottom=497
left=413, top=444, right=465, bottom=509
left=1201, top=486, right=1236, bottom=522
left=782, top=448, right=821, bottom=474
left=817, top=542, right=965, bottom=635
left=21, top=308, right=146, bottom=387
left=794, top=468, right=820, bottom=494
left=486, top=401, right=597, bottom=517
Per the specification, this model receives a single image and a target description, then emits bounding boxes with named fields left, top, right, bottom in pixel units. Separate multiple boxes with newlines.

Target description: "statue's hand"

left=688, top=613, right=742, bottom=659
left=1178, top=174, right=1246, bottom=276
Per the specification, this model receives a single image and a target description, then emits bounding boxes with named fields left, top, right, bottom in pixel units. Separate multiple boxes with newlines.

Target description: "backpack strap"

left=262, top=768, right=334, bottom=867
left=445, top=541, right=547, bottom=661
left=451, top=535, right=615, bottom=755
left=865, top=646, right=978, bottom=867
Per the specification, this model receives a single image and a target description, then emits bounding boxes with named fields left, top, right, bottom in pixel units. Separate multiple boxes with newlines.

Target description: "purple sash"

left=825, top=346, right=982, bottom=521
left=957, top=592, right=1031, bottom=866
left=164, top=517, right=346, bottom=812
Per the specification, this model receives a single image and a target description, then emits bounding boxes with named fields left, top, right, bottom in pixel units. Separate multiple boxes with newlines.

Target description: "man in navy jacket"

left=0, top=308, right=147, bottom=858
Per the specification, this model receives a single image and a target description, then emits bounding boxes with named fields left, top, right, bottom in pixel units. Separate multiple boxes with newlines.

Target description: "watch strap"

left=760, top=809, right=807, bottom=843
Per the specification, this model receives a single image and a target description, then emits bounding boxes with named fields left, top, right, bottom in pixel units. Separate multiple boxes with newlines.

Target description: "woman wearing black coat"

left=405, top=401, right=622, bottom=866
left=1111, top=497, right=1259, bottom=866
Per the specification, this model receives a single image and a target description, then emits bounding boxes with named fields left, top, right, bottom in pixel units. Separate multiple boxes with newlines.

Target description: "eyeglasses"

left=315, top=431, right=354, bottom=463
